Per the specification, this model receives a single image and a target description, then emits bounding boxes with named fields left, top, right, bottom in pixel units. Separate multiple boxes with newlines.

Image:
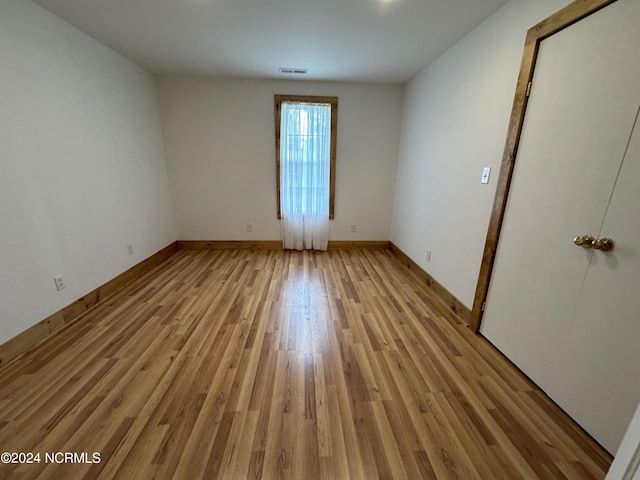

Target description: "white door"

left=550, top=110, right=640, bottom=452
left=481, top=0, right=640, bottom=454
left=606, top=402, right=640, bottom=480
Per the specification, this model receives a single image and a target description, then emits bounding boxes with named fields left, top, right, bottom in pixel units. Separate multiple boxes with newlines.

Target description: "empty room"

left=1, top=0, right=639, bottom=478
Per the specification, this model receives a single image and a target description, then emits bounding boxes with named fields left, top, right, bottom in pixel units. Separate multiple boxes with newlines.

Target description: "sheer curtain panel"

left=280, top=102, right=331, bottom=251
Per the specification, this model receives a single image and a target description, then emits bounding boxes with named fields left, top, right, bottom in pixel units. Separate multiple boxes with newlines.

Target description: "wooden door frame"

left=469, top=0, right=617, bottom=332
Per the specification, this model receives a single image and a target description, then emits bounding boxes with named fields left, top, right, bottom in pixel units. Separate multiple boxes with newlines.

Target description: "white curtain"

left=280, top=102, right=330, bottom=251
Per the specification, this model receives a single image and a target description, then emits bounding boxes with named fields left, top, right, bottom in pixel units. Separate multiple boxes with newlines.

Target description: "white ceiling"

left=32, top=0, right=508, bottom=83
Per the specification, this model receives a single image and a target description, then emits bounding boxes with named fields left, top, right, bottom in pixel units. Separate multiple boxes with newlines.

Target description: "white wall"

left=390, top=0, right=572, bottom=308
left=157, top=77, right=403, bottom=241
left=0, top=0, right=176, bottom=344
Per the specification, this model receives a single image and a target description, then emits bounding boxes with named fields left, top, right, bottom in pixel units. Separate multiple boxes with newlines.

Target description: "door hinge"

left=525, top=81, right=532, bottom=97
left=481, top=301, right=486, bottom=312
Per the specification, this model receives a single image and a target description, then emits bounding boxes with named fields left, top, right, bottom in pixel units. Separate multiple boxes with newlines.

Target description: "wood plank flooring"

left=0, top=249, right=612, bottom=479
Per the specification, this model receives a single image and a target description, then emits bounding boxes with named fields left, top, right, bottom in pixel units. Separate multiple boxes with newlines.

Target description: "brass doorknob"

left=573, top=235, right=614, bottom=251
left=592, top=237, right=614, bottom=251
left=574, top=235, right=595, bottom=248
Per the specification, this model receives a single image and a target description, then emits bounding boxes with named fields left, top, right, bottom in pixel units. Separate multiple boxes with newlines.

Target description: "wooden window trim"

left=469, top=0, right=617, bottom=332
left=274, top=94, right=338, bottom=220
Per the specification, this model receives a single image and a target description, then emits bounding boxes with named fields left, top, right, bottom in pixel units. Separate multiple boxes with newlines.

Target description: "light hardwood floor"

left=0, top=249, right=612, bottom=479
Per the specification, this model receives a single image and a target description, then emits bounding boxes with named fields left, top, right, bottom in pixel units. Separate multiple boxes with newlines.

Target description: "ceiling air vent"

left=278, top=68, right=308, bottom=75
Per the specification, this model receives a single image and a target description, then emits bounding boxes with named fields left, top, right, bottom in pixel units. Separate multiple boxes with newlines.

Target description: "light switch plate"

left=481, top=167, right=491, bottom=184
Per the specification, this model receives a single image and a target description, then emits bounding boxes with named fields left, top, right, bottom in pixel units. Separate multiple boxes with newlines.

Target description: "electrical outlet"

left=426, top=249, right=431, bottom=262
left=127, top=244, right=134, bottom=255
left=53, top=275, right=66, bottom=291
left=350, top=224, right=357, bottom=233
left=246, top=223, right=253, bottom=233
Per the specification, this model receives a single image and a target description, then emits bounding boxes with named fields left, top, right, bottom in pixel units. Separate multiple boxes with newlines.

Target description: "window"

left=274, top=95, right=338, bottom=220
